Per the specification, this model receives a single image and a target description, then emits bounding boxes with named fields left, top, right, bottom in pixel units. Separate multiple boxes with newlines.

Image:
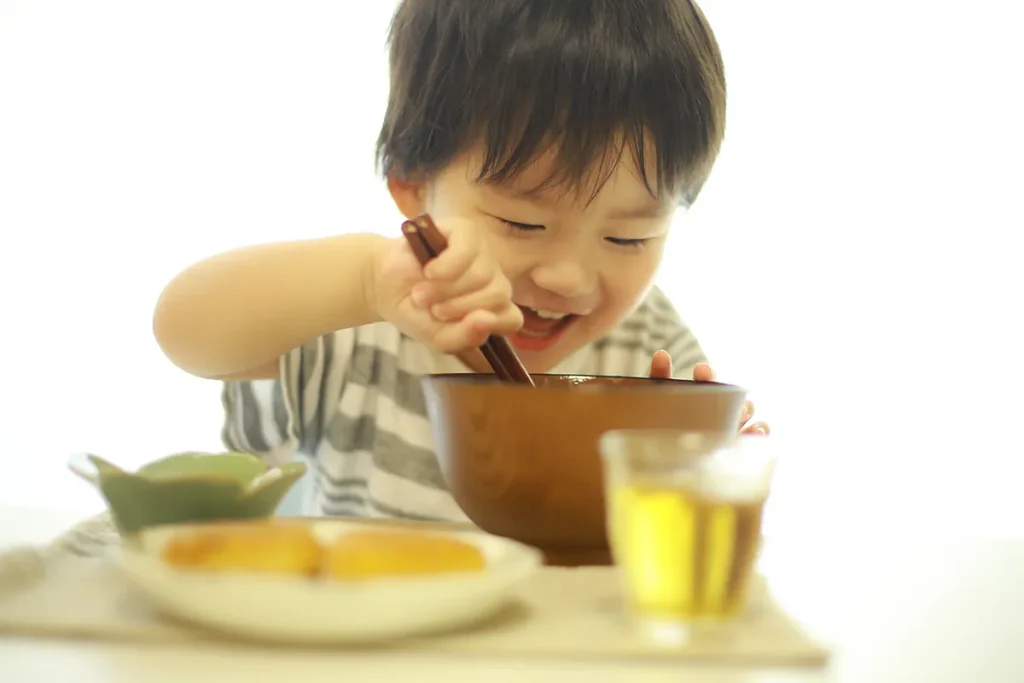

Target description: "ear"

left=386, top=174, right=428, bottom=220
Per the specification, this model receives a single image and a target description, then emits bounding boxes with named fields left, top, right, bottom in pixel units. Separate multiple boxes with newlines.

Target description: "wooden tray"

left=0, top=513, right=829, bottom=667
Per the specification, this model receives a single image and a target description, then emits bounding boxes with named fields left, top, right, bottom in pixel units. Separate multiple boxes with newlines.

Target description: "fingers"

left=412, top=223, right=511, bottom=309
left=741, top=421, right=770, bottom=436
left=649, top=350, right=674, bottom=379
left=430, top=309, right=522, bottom=353
left=739, top=400, right=754, bottom=427
left=390, top=218, right=523, bottom=355
left=430, top=282, right=521, bottom=322
left=739, top=400, right=770, bottom=436
left=693, top=366, right=771, bottom=436
left=411, top=254, right=518, bottom=346
left=401, top=218, right=517, bottom=352
left=692, top=363, right=716, bottom=382
left=414, top=258, right=509, bottom=307
left=431, top=311, right=495, bottom=351
left=421, top=220, right=480, bottom=282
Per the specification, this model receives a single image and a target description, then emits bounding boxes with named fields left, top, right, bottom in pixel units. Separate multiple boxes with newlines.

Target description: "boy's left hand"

left=648, top=350, right=770, bottom=436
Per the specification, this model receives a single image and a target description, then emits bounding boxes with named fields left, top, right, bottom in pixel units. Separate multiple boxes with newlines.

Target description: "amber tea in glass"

left=600, top=431, right=776, bottom=643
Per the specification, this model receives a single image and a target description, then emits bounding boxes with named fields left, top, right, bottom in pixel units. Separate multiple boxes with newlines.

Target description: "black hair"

left=376, top=0, right=726, bottom=207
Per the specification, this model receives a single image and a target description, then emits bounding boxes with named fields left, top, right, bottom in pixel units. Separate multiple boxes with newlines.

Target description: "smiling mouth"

left=508, top=306, right=577, bottom=351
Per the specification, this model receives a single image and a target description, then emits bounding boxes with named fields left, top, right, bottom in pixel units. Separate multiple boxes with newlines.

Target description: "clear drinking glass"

left=600, top=430, right=777, bottom=645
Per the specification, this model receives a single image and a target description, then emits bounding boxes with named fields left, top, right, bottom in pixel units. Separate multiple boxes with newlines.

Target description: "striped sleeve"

left=665, top=325, right=708, bottom=380
left=645, top=288, right=709, bottom=380
left=221, top=330, right=356, bottom=465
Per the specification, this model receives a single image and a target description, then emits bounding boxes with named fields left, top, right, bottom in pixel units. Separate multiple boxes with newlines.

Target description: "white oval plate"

left=118, top=520, right=543, bottom=644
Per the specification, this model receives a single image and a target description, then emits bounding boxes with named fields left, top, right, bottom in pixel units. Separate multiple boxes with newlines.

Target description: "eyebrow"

left=608, top=203, right=671, bottom=220
left=489, top=184, right=669, bottom=220
left=491, top=184, right=557, bottom=204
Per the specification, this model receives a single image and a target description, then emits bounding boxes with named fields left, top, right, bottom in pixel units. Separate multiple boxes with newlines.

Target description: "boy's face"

left=390, top=145, right=676, bottom=373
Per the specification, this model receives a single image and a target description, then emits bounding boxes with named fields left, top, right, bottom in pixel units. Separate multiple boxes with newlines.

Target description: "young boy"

left=152, top=0, right=768, bottom=522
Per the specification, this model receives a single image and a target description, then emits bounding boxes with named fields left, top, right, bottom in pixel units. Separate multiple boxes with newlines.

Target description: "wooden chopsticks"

left=401, top=214, right=535, bottom=386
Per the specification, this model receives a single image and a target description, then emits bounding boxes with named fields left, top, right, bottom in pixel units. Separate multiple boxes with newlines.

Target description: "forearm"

left=153, top=233, right=388, bottom=379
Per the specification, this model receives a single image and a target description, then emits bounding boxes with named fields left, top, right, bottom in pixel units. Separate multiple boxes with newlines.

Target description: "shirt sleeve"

left=220, top=330, right=356, bottom=465
left=644, top=287, right=709, bottom=380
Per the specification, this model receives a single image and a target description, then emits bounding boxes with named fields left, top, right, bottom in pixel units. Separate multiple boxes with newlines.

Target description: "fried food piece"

left=161, top=522, right=322, bottom=577
left=327, top=530, right=486, bottom=579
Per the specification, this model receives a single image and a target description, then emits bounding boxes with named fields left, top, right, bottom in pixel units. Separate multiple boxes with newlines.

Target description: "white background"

left=1, top=0, right=1022, bottom=539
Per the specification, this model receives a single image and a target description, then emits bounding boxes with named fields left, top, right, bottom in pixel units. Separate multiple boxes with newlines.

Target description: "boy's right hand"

left=368, top=217, right=524, bottom=353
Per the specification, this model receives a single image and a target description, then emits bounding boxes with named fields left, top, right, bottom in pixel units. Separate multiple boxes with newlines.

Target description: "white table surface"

left=1, top=505, right=1022, bottom=683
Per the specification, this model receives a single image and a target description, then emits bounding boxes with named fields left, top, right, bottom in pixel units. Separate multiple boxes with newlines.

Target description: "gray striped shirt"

left=221, top=286, right=706, bottom=522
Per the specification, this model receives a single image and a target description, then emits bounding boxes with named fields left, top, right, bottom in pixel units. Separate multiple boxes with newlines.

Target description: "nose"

left=529, top=259, right=597, bottom=301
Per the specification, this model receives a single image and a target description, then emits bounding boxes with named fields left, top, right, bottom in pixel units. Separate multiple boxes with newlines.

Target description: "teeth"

left=530, top=308, right=569, bottom=320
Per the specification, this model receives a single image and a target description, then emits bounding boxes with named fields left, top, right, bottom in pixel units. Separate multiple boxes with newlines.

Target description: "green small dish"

left=68, top=451, right=307, bottom=536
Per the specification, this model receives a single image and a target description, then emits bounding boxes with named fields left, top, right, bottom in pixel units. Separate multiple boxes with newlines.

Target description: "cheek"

left=497, top=250, right=533, bottom=286
left=603, top=252, right=663, bottom=311
left=485, top=232, right=534, bottom=281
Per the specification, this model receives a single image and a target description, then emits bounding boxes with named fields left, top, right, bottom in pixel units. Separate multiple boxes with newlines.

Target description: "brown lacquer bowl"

left=420, top=374, right=747, bottom=567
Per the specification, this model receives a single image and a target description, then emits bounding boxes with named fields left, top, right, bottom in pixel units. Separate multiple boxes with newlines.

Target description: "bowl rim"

left=420, top=373, right=746, bottom=394
left=70, top=453, right=307, bottom=489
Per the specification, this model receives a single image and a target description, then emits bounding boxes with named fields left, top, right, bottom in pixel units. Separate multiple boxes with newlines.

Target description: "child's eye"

left=498, top=218, right=545, bottom=232
left=605, top=237, right=648, bottom=250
